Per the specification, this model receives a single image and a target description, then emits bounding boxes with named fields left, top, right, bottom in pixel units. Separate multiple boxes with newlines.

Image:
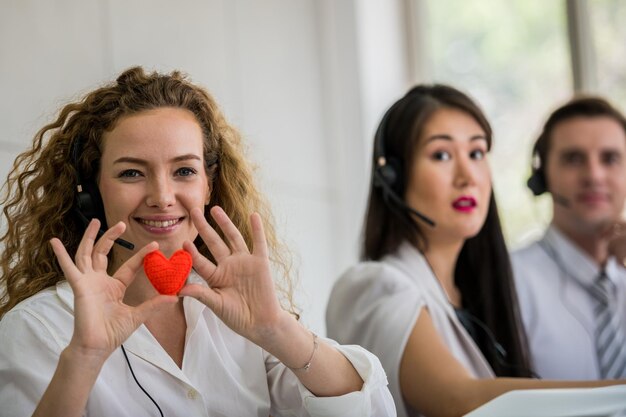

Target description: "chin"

left=463, top=230, right=483, bottom=240
left=444, top=225, right=483, bottom=242
left=575, top=207, right=615, bottom=222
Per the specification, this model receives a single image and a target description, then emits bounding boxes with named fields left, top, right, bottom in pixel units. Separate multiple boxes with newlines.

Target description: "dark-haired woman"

left=326, top=84, right=625, bottom=417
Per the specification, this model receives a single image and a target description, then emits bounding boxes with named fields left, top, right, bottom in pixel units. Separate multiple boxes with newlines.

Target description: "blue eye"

left=176, top=167, right=197, bottom=177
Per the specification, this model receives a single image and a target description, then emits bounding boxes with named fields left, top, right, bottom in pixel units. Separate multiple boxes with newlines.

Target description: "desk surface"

left=464, top=385, right=626, bottom=417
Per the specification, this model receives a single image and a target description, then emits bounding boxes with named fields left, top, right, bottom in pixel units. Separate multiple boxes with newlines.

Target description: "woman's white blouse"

left=0, top=274, right=396, bottom=417
left=326, top=242, right=493, bottom=417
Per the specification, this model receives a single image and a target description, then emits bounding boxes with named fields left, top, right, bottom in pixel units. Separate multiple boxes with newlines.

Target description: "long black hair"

left=362, top=84, right=533, bottom=377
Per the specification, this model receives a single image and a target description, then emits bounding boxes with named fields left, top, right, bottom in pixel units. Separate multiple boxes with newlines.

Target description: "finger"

left=191, top=207, right=231, bottom=262
left=50, top=238, right=81, bottom=285
left=113, top=241, right=159, bottom=287
left=210, top=206, right=249, bottom=253
left=250, top=212, right=269, bottom=259
left=132, top=295, right=179, bottom=324
left=182, top=240, right=218, bottom=286
left=178, top=283, right=222, bottom=312
left=92, top=222, right=126, bottom=271
left=74, top=219, right=101, bottom=271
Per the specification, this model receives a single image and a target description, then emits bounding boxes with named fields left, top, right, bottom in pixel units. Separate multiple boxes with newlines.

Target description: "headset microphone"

left=73, top=207, right=135, bottom=250
left=373, top=161, right=436, bottom=227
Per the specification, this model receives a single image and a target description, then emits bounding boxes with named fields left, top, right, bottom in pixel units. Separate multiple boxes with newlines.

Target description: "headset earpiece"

left=70, top=137, right=134, bottom=249
left=526, top=142, right=547, bottom=196
left=526, top=168, right=547, bottom=196
left=71, top=138, right=107, bottom=227
left=75, top=180, right=106, bottom=224
left=374, top=156, right=401, bottom=190
left=371, top=102, right=435, bottom=227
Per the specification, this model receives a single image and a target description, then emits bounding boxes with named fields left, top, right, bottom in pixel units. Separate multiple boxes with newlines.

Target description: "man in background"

left=512, top=96, right=626, bottom=379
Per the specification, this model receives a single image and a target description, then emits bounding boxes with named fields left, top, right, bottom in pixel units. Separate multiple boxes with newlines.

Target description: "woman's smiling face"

left=98, top=107, right=210, bottom=261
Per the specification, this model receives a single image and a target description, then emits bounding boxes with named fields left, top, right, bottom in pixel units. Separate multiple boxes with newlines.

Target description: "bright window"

left=589, top=0, right=626, bottom=113
left=425, top=0, right=572, bottom=247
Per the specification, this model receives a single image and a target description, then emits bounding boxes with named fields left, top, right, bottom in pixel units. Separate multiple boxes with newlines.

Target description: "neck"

left=552, top=221, right=609, bottom=266
left=422, top=238, right=465, bottom=307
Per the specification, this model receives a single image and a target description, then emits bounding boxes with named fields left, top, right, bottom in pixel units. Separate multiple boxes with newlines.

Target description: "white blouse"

left=0, top=273, right=396, bottom=417
left=326, top=242, right=493, bottom=417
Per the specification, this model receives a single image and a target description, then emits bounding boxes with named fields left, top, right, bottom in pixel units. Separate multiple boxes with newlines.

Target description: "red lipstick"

left=452, top=196, right=477, bottom=212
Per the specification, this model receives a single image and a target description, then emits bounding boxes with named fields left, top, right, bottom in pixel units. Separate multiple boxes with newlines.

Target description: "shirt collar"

left=183, top=270, right=208, bottom=332
left=543, top=224, right=620, bottom=286
left=389, top=241, right=457, bottom=315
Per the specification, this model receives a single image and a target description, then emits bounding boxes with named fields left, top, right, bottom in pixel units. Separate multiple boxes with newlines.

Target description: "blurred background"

left=1, top=0, right=625, bottom=334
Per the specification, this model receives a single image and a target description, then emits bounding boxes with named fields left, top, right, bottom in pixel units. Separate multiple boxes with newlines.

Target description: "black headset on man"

left=526, top=130, right=571, bottom=207
left=526, top=135, right=549, bottom=196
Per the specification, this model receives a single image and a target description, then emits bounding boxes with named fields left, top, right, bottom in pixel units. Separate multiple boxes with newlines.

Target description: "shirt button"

left=187, top=389, right=198, bottom=400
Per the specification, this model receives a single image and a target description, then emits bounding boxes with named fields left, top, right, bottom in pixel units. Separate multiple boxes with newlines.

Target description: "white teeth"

left=140, top=219, right=179, bottom=228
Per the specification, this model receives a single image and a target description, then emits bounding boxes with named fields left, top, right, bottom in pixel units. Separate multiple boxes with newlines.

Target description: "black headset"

left=372, top=102, right=436, bottom=227
left=526, top=141, right=547, bottom=196
left=70, top=137, right=135, bottom=250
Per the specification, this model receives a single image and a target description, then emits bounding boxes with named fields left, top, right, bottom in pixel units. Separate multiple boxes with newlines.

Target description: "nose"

left=146, top=177, right=176, bottom=209
left=453, top=154, right=477, bottom=188
left=583, top=157, right=606, bottom=186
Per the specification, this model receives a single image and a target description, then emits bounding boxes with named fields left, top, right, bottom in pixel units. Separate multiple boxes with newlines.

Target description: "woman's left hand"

left=179, top=206, right=287, bottom=346
left=180, top=206, right=366, bottom=397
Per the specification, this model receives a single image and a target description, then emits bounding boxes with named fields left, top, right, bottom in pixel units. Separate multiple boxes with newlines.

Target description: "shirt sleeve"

left=264, top=337, right=396, bottom=417
left=0, top=308, right=65, bottom=417
left=326, top=262, right=427, bottom=417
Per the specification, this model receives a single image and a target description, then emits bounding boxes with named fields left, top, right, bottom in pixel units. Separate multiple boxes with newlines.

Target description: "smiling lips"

left=452, top=196, right=477, bottom=212
left=577, top=192, right=609, bottom=205
left=137, top=217, right=184, bottom=233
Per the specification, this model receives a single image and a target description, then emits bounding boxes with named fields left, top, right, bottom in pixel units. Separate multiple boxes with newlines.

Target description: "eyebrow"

left=557, top=146, right=623, bottom=155
left=113, top=154, right=203, bottom=165
left=425, top=134, right=487, bottom=143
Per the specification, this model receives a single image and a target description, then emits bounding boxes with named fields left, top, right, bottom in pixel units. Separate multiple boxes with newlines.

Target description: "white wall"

left=0, top=0, right=411, bottom=334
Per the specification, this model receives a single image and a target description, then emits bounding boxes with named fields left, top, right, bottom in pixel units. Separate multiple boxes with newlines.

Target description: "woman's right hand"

left=50, top=219, right=177, bottom=363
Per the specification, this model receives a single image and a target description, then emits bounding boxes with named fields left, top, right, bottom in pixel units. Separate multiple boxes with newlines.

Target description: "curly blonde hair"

left=0, top=66, right=296, bottom=318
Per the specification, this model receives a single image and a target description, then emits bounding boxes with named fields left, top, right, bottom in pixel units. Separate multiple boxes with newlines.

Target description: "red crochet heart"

left=143, top=250, right=192, bottom=295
